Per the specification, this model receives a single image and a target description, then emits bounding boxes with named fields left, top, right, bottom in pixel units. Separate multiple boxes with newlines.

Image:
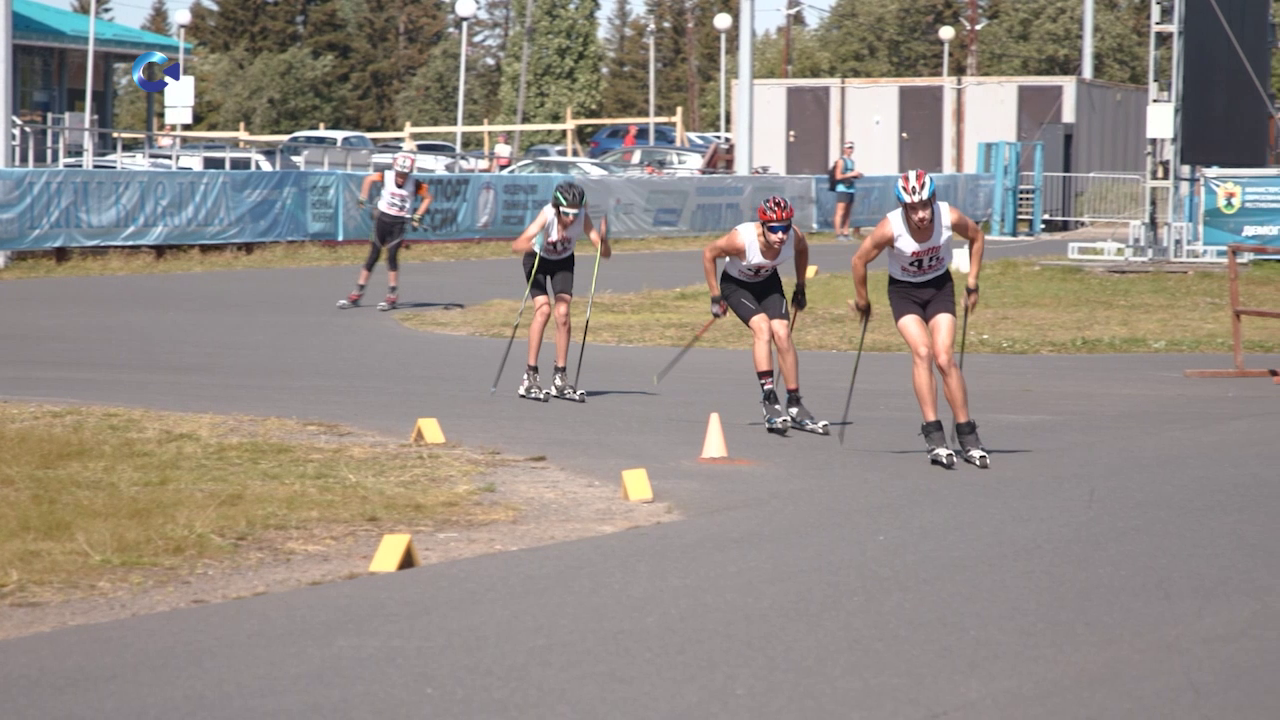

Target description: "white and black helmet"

left=392, top=152, right=416, bottom=174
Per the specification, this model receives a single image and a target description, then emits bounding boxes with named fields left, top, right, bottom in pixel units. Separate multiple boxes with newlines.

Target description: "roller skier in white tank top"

left=850, top=170, right=990, bottom=467
left=701, top=196, right=828, bottom=435
left=509, top=181, right=611, bottom=401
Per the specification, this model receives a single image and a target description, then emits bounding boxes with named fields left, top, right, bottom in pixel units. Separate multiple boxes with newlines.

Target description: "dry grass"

left=397, top=258, right=1280, bottom=354
left=0, top=402, right=519, bottom=603
left=0, top=233, right=852, bottom=280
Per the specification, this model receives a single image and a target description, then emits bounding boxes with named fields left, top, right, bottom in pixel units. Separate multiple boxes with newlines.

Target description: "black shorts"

left=835, top=191, right=855, bottom=205
left=887, top=271, right=956, bottom=324
left=720, top=270, right=788, bottom=324
left=523, top=251, right=575, bottom=298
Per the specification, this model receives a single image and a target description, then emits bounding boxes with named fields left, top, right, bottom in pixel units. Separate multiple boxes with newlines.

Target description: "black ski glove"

left=791, top=285, right=807, bottom=312
left=710, top=294, right=727, bottom=318
left=411, top=213, right=423, bottom=230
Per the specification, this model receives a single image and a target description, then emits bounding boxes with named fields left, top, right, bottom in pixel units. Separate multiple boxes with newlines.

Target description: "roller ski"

left=955, top=420, right=990, bottom=468
left=786, top=393, right=829, bottom=435
left=921, top=420, right=957, bottom=468
left=762, top=389, right=791, bottom=435
left=517, top=369, right=551, bottom=402
left=336, top=291, right=362, bottom=309
left=550, top=368, right=586, bottom=402
left=377, top=293, right=398, bottom=311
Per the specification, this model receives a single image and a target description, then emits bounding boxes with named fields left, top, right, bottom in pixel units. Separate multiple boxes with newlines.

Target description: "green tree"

left=141, top=0, right=172, bottom=36
left=499, top=0, right=604, bottom=146
left=602, top=0, right=648, bottom=117
left=194, top=47, right=352, bottom=133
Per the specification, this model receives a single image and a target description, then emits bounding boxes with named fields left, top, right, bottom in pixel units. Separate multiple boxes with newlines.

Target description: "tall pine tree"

left=602, top=0, right=647, bottom=117
left=142, top=0, right=172, bottom=36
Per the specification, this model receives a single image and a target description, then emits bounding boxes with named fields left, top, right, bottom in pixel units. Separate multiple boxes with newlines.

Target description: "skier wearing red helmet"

left=700, top=195, right=828, bottom=435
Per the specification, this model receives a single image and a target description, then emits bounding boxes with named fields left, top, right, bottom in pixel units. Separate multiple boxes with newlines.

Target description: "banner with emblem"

left=1201, top=175, right=1280, bottom=248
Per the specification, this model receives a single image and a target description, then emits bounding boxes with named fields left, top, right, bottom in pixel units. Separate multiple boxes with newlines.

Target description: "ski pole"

left=573, top=216, right=605, bottom=392
left=838, top=310, right=870, bottom=446
left=951, top=299, right=971, bottom=448
left=491, top=250, right=542, bottom=395
left=654, top=316, right=718, bottom=385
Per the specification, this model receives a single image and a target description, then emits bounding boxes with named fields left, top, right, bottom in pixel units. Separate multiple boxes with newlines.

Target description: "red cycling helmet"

left=757, top=195, right=795, bottom=223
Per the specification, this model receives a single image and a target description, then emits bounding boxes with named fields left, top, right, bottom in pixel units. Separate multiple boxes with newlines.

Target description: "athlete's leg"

left=552, top=293, right=572, bottom=368
left=896, top=314, right=939, bottom=422
left=527, top=295, right=551, bottom=366
left=929, top=312, right=971, bottom=423
left=384, top=222, right=406, bottom=292
left=746, top=313, right=775, bottom=374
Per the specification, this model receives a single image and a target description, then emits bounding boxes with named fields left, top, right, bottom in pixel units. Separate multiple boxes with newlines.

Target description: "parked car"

left=501, top=158, right=618, bottom=176
left=586, top=124, right=679, bottom=158
left=57, top=154, right=174, bottom=170
left=169, top=148, right=299, bottom=171
left=524, top=144, right=567, bottom=159
left=596, top=146, right=710, bottom=175
left=282, top=129, right=375, bottom=165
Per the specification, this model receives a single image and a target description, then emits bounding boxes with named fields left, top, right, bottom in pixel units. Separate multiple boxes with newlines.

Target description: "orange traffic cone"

left=699, top=412, right=729, bottom=460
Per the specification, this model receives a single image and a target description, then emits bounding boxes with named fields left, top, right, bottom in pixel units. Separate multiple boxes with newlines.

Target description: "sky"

left=35, top=0, right=836, bottom=40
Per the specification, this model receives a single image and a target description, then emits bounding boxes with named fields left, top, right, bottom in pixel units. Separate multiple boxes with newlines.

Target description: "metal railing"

left=1024, top=171, right=1148, bottom=227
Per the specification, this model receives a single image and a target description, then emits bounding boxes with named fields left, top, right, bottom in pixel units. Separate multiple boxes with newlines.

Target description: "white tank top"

left=535, top=203, right=584, bottom=261
left=723, top=221, right=794, bottom=282
left=377, top=170, right=420, bottom=217
left=886, top=201, right=953, bottom=282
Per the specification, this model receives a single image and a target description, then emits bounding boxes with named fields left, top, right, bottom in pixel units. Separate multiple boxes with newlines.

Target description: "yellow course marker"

left=368, top=534, right=422, bottom=573
left=621, top=468, right=654, bottom=503
left=410, top=418, right=446, bottom=444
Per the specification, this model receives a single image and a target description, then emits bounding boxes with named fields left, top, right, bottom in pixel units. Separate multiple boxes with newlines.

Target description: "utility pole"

left=966, top=0, right=979, bottom=76
left=783, top=0, right=791, bottom=79
left=513, top=0, right=534, bottom=154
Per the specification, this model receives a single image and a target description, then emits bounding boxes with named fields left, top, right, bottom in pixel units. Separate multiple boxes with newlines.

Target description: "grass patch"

left=397, top=257, right=1280, bottom=354
left=0, top=402, right=520, bottom=603
left=0, top=232, right=855, bottom=280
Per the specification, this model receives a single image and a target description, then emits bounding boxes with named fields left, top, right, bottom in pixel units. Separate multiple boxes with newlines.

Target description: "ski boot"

left=786, top=393, right=830, bottom=435
left=377, top=293, right=398, bottom=311
left=762, top=388, right=790, bottom=435
left=517, top=369, right=550, bottom=402
left=921, top=419, right=956, bottom=468
left=336, top=291, right=362, bottom=309
left=550, top=367, right=586, bottom=402
left=955, top=419, right=990, bottom=468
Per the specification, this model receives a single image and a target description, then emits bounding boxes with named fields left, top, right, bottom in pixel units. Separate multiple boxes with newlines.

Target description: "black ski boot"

left=921, top=419, right=956, bottom=468
left=762, top=388, right=790, bottom=434
left=955, top=419, right=990, bottom=468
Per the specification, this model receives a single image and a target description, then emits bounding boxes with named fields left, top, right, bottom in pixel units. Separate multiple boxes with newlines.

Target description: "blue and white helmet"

left=895, top=169, right=935, bottom=204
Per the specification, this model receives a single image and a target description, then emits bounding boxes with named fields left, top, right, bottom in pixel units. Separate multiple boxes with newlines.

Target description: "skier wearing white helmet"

left=850, top=169, right=990, bottom=468
left=337, top=151, right=433, bottom=311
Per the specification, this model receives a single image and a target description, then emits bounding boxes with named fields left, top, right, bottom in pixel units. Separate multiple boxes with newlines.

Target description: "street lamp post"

left=454, top=0, right=478, bottom=156
left=647, top=16, right=656, bottom=146
left=174, top=9, right=191, bottom=151
left=937, top=24, right=955, bottom=78
left=83, top=0, right=98, bottom=167
left=714, top=12, right=733, bottom=140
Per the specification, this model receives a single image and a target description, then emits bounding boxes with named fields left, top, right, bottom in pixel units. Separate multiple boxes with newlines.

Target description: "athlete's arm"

left=851, top=217, right=894, bottom=312
left=511, top=211, right=545, bottom=254
left=359, top=173, right=378, bottom=203
left=583, top=212, right=612, bottom=259
left=413, top=181, right=432, bottom=217
left=950, top=206, right=984, bottom=291
left=793, top=228, right=809, bottom=288
left=702, top=228, right=743, bottom=298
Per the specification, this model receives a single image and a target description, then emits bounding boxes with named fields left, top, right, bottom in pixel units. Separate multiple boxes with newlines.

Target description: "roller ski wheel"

left=955, top=420, right=990, bottom=469
left=551, top=371, right=586, bottom=403
left=921, top=420, right=956, bottom=469
left=336, top=292, right=362, bottom=309
left=762, top=389, right=790, bottom=435
left=786, top=394, right=830, bottom=435
left=377, top=294, right=398, bottom=312
left=517, top=372, right=551, bottom=402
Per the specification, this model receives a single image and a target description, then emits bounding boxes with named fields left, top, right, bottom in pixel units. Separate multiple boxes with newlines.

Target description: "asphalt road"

left=2, top=241, right=1278, bottom=719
